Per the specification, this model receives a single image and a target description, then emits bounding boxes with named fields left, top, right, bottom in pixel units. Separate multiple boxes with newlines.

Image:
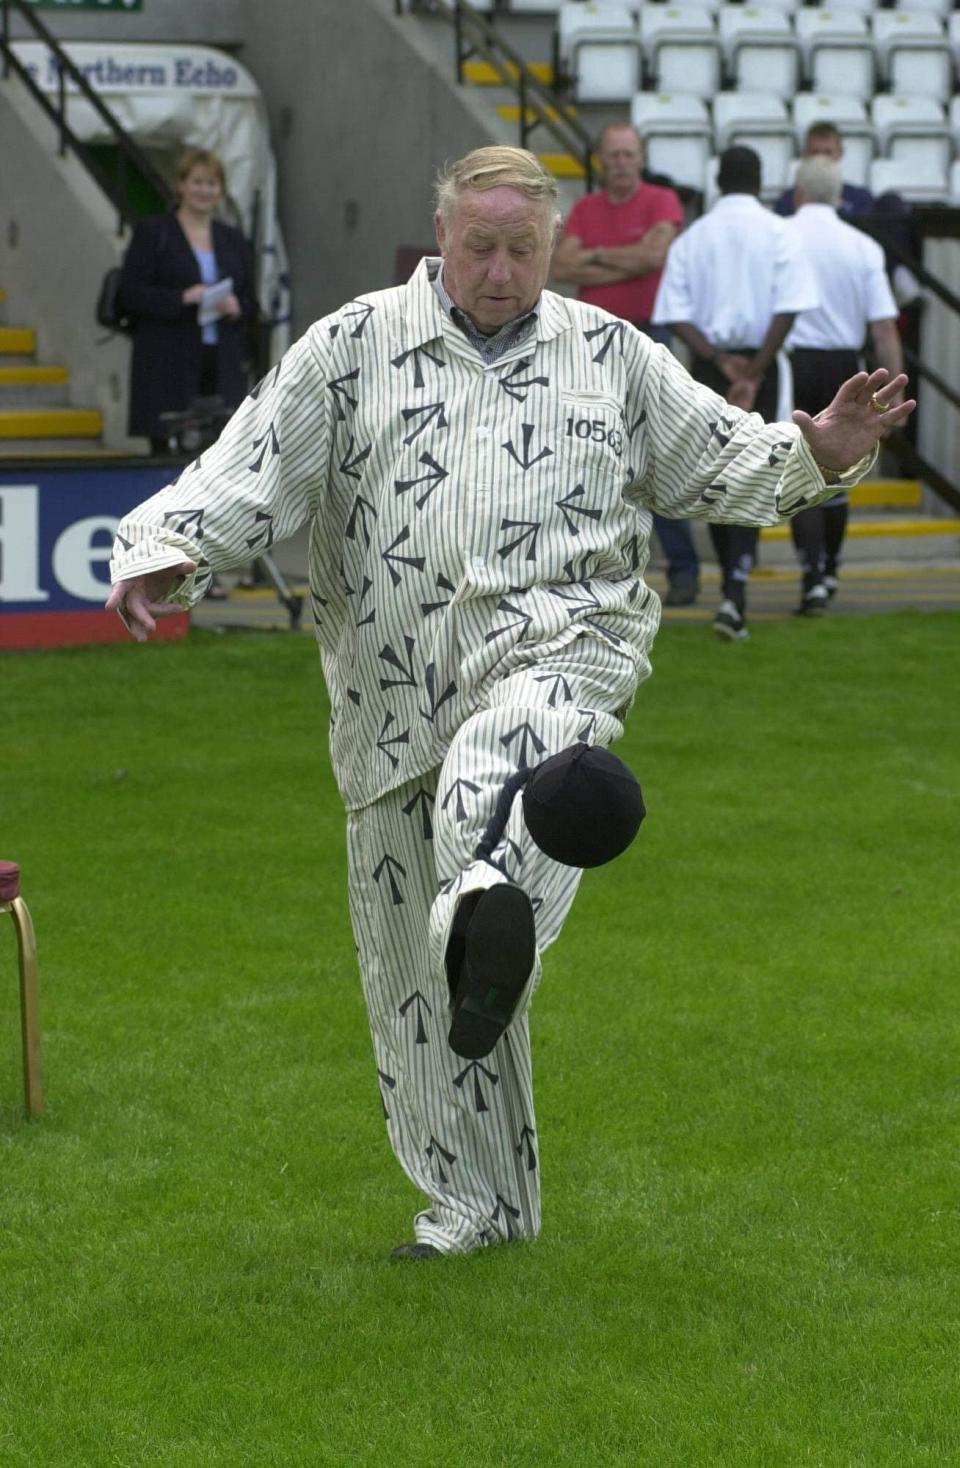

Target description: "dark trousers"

left=789, top=348, right=859, bottom=590
left=652, top=512, right=699, bottom=582
left=638, top=323, right=700, bottom=587
left=693, top=351, right=779, bottom=612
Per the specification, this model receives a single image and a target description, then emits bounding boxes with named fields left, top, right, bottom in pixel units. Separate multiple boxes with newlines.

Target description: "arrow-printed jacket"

left=110, top=257, right=872, bottom=810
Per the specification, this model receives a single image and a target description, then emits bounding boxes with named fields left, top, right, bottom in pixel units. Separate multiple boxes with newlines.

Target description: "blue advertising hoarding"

left=0, top=460, right=188, bottom=648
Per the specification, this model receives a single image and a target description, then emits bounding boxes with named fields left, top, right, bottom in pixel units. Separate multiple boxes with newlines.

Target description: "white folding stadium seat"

left=872, top=95, right=953, bottom=174
left=870, top=156, right=949, bottom=201
left=658, top=0, right=721, bottom=11
left=872, top=11, right=952, bottom=103
left=702, top=153, right=722, bottom=208
left=794, top=9, right=875, bottom=101
left=791, top=93, right=876, bottom=185
left=895, top=0, right=951, bottom=17
left=718, top=6, right=801, bottom=99
left=713, top=91, right=796, bottom=198
left=639, top=6, right=722, bottom=100
left=950, top=10, right=960, bottom=69
left=807, top=0, right=878, bottom=14
left=557, top=3, right=642, bottom=100
left=631, top=91, right=713, bottom=190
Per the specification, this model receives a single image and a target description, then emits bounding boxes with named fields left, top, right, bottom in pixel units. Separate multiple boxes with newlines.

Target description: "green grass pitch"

left=1, top=612, right=957, bottom=1466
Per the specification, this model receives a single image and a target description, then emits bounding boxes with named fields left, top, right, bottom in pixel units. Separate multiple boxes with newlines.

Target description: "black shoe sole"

left=448, top=885, right=536, bottom=1060
left=390, top=1242, right=440, bottom=1261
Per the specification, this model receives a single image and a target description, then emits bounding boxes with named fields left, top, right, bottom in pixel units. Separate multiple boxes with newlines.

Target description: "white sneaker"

left=797, top=584, right=830, bottom=617
left=713, top=599, right=748, bottom=641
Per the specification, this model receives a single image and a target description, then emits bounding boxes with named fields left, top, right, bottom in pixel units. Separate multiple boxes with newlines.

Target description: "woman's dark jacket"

left=119, top=212, right=258, bottom=438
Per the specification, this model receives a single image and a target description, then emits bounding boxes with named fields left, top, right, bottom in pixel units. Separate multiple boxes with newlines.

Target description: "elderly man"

left=787, top=155, right=904, bottom=613
left=551, top=123, right=699, bottom=608
left=107, top=146, right=912, bottom=1261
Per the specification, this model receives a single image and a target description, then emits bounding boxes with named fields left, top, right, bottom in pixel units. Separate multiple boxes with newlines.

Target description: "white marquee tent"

left=11, top=39, right=291, bottom=362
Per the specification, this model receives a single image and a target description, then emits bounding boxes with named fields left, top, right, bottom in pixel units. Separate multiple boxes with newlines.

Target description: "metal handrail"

left=411, top=0, right=599, bottom=188
left=883, top=429, right=960, bottom=514
left=855, top=213, right=960, bottom=320
left=903, top=344, right=960, bottom=419
left=0, top=0, right=173, bottom=232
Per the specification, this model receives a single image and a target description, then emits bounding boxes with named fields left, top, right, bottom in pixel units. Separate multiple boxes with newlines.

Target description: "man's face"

left=435, top=186, right=555, bottom=334
left=805, top=133, right=842, bottom=162
left=599, top=129, right=644, bottom=198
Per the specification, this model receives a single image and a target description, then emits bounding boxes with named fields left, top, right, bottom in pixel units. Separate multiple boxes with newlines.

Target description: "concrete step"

left=0, top=326, right=35, bottom=356
left=0, top=364, right=70, bottom=407
left=848, top=478, right=921, bottom=509
left=539, top=151, right=587, bottom=178
left=0, top=364, right=68, bottom=386
left=0, top=445, right=133, bottom=462
left=0, top=407, right=102, bottom=440
left=463, top=59, right=554, bottom=86
left=497, top=102, right=580, bottom=126
left=0, top=438, right=107, bottom=454
left=762, top=514, right=960, bottom=543
left=758, top=513, right=960, bottom=565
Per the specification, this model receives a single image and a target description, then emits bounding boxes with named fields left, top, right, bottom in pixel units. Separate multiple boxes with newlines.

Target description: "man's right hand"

left=726, top=376, right=759, bottom=412
left=715, top=352, right=752, bottom=384
left=105, top=560, right=197, bottom=643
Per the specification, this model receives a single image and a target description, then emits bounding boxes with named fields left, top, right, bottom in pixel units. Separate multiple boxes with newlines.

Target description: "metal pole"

left=117, top=144, right=127, bottom=235
left=57, top=53, right=66, bottom=156
left=454, top=0, right=463, bottom=84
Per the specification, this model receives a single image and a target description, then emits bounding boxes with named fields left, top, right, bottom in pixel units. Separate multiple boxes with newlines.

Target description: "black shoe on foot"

left=795, top=584, right=829, bottom=617
left=390, top=1241, right=440, bottom=1261
left=447, top=885, right=536, bottom=1060
left=713, top=599, right=748, bottom=641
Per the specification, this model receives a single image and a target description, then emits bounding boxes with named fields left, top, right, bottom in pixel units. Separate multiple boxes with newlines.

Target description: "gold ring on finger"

left=870, top=394, right=891, bottom=414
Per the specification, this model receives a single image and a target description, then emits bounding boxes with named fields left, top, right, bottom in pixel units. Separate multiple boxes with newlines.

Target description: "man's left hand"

left=726, top=376, right=758, bottom=412
left=793, top=369, right=915, bottom=474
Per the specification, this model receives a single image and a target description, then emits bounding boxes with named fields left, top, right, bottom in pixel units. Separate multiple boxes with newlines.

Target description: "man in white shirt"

left=652, top=147, right=820, bottom=640
left=787, top=155, right=904, bottom=614
left=105, top=147, right=910, bottom=1261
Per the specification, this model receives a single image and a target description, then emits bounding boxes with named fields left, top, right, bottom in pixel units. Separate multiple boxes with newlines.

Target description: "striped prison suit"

left=110, top=256, right=873, bottom=1253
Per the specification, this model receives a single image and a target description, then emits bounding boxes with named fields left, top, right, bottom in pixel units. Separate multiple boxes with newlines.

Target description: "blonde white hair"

left=435, top=145, right=559, bottom=231
left=795, top=155, right=843, bottom=207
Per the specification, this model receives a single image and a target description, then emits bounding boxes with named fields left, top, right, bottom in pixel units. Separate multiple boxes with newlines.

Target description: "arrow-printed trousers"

left=345, top=638, right=637, bottom=1254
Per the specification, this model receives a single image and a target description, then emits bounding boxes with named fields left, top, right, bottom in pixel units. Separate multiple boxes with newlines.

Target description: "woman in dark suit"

left=120, top=147, right=258, bottom=455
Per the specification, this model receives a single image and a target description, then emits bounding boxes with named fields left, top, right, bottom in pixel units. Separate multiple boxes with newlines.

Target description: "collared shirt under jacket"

left=110, top=256, right=869, bottom=810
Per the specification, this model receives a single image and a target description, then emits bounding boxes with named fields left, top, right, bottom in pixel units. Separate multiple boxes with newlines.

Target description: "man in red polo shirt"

left=551, top=124, right=697, bottom=605
left=552, top=122, right=683, bottom=329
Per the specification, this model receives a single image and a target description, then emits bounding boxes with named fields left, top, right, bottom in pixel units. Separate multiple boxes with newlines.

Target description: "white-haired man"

left=107, top=146, right=912, bottom=1261
left=787, top=154, right=904, bottom=613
